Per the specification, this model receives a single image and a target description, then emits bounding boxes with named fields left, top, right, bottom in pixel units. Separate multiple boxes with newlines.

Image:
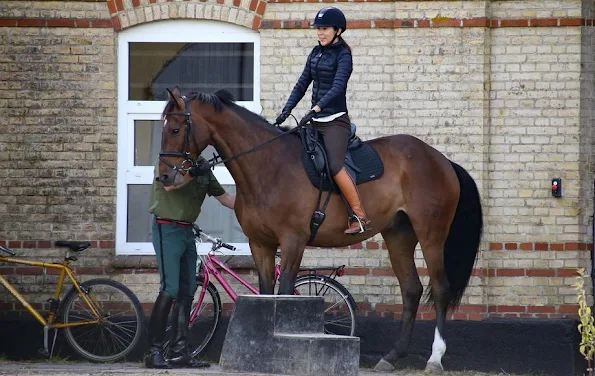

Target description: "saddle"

left=299, top=123, right=384, bottom=191
left=298, top=123, right=384, bottom=244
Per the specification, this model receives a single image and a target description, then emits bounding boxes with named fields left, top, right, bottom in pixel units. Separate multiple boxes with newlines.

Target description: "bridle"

left=159, top=95, right=302, bottom=176
left=158, top=95, right=201, bottom=176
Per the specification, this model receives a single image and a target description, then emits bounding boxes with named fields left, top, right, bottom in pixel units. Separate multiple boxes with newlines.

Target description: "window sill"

left=110, top=255, right=256, bottom=270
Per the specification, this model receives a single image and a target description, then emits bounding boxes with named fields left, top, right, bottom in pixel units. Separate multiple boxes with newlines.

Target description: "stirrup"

left=345, top=216, right=371, bottom=234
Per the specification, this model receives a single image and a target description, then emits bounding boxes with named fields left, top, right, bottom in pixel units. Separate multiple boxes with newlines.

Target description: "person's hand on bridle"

left=188, top=158, right=211, bottom=177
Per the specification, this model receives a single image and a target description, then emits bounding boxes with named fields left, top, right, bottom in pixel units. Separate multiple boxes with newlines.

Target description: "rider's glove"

left=275, top=110, right=290, bottom=125
left=299, top=110, right=316, bottom=127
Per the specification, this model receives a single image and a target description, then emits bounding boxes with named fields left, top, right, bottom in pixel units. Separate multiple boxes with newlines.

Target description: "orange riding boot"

left=333, top=167, right=371, bottom=234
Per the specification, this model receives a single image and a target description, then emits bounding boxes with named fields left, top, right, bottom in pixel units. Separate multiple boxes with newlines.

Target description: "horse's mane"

left=162, top=90, right=227, bottom=117
left=212, top=89, right=276, bottom=129
left=162, top=88, right=295, bottom=134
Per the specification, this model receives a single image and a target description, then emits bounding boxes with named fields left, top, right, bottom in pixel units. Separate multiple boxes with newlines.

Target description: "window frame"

left=116, top=20, right=260, bottom=256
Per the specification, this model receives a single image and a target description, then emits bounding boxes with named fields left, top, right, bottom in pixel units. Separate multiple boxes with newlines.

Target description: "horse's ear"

left=166, top=87, right=184, bottom=110
left=166, top=87, right=181, bottom=99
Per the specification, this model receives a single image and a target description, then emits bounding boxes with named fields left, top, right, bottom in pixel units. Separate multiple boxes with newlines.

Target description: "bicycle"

left=165, top=224, right=357, bottom=358
left=0, top=241, right=144, bottom=362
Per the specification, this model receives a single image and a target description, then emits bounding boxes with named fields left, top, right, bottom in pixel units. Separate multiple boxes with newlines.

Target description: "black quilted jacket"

left=283, top=39, right=352, bottom=118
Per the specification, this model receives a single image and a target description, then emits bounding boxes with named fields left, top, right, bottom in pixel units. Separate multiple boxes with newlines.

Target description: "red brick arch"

left=107, top=0, right=267, bottom=31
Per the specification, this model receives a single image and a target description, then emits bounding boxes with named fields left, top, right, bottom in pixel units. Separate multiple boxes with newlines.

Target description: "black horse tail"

left=441, top=161, right=483, bottom=308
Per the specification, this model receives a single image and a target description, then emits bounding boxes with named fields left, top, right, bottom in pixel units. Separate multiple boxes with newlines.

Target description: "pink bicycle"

left=167, top=224, right=357, bottom=358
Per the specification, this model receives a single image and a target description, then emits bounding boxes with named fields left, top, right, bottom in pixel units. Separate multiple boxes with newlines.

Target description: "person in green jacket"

left=144, top=157, right=235, bottom=369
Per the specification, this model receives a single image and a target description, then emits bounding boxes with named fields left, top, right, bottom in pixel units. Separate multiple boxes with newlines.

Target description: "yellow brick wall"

left=0, top=0, right=593, bottom=320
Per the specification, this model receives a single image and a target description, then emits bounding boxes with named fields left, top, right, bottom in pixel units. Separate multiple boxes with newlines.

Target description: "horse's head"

left=159, top=87, right=283, bottom=190
left=158, top=87, right=213, bottom=190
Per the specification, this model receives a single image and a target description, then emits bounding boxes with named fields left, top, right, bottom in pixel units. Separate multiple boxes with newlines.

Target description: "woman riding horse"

left=275, top=7, right=371, bottom=235
left=158, top=87, right=483, bottom=372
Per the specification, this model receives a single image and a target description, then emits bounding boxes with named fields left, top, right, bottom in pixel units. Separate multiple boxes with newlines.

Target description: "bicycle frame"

left=198, top=254, right=259, bottom=301
left=189, top=250, right=287, bottom=324
left=0, top=256, right=102, bottom=328
left=190, top=227, right=350, bottom=327
left=198, top=251, right=289, bottom=297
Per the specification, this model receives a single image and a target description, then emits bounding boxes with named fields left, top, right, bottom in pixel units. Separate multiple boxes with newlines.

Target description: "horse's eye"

left=172, top=129, right=180, bottom=134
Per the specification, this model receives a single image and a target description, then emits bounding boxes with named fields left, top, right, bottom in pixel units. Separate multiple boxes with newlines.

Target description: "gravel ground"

left=0, top=361, right=526, bottom=376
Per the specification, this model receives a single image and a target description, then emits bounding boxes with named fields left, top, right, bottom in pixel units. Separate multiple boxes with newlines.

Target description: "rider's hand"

left=299, top=110, right=316, bottom=127
left=275, top=110, right=290, bottom=125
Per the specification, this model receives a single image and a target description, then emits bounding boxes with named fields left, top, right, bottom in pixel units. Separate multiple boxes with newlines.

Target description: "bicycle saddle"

left=54, top=241, right=91, bottom=252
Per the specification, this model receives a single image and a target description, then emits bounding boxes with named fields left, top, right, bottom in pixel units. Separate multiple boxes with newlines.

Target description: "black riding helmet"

left=311, top=7, right=347, bottom=32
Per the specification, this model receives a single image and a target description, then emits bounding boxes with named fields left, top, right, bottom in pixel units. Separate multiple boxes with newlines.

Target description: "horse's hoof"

left=373, top=359, right=394, bottom=372
left=424, top=361, right=444, bottom=373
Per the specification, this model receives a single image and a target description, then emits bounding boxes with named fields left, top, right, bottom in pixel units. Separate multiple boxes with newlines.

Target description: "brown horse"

left=158, top=88, right=483, bottom=372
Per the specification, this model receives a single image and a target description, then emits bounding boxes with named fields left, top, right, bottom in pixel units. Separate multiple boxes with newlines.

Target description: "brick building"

left=0, top=0, right=594, bottom=351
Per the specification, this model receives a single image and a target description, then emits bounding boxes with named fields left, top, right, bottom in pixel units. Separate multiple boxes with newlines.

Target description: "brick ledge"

left=1, top=16, right=593, bottom=30
left=262, top=17, right=595, bottom=29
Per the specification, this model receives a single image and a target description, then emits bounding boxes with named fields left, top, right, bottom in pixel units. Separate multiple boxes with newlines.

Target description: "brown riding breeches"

left=313, top=114, right=351, bottom=176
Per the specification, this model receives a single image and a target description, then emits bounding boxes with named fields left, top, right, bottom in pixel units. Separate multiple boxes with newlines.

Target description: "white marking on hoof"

left=373, top=359, right=394, bottom=372
left=424, top=361, right=444, bottom=373
left=426, top=327, right=446, bottom=372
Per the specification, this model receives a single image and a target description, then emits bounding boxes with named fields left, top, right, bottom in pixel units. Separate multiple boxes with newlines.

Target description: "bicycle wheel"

left=294, top=275, right=356, bottom=336
left=61, top=278, right=144, bottom=362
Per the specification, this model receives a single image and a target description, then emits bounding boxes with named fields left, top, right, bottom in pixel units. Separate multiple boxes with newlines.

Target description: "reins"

left=202, top=116, right=302, bottom=170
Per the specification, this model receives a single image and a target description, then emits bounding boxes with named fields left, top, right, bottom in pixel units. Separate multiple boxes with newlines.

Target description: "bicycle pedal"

left=38, top=348, right=50, bottom=357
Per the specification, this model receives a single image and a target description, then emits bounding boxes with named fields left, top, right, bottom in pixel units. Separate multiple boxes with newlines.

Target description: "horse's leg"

left=412, top=217, right=451, bottom=372
left=421, top=242, right=450, bottom=372
left=249, top=240, right=277, bottom=295
left=373, top=213, right=421, bottom=372
left=277, top=236, right=307, bottom=295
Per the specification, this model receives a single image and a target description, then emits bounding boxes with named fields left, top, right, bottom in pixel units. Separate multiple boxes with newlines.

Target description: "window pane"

left=134, top=120, right=162, bottom=166
left=129, top=42, right=254, bottom=101
left=126, top=184, right=247, bottom=244
left=196, top=185, right=247, bottom=243
left=200, top=145, right=218, bottom=162
left=127, top=185, right=153, bottom=242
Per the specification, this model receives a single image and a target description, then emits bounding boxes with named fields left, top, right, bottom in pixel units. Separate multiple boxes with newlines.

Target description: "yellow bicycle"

left=0, top=241, right=144, bottom=362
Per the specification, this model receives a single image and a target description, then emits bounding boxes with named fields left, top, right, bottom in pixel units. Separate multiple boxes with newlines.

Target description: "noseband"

left=159, top=95, right=201, bottom=176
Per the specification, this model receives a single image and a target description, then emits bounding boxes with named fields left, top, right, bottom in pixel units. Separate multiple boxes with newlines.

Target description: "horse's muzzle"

left=159, top=168, right=190, bottom=189
left=159, top=172, right=177, bottom=187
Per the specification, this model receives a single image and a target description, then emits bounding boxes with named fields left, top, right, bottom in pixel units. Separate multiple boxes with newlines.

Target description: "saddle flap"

left=299, top=126, right=327, bottom=175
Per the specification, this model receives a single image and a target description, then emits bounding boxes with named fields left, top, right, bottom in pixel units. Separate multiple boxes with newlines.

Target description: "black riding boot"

left=168, top=297, right=210, bottom=368
left=144, top=291, right=173, bottom=369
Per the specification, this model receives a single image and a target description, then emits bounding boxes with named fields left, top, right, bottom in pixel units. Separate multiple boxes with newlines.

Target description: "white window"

left=116, top=20, right=260, bottom=255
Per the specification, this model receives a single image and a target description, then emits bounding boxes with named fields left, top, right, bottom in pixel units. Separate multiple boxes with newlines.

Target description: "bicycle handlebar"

left=0, top=245, right=15, bottom=256
left=192, top=224, right=237, bottom=251
left=220, top=242, right=236, bottom=251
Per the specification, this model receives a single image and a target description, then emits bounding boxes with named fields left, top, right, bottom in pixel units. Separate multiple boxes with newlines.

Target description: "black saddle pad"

left=302, top=143, right=384, bottom=191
